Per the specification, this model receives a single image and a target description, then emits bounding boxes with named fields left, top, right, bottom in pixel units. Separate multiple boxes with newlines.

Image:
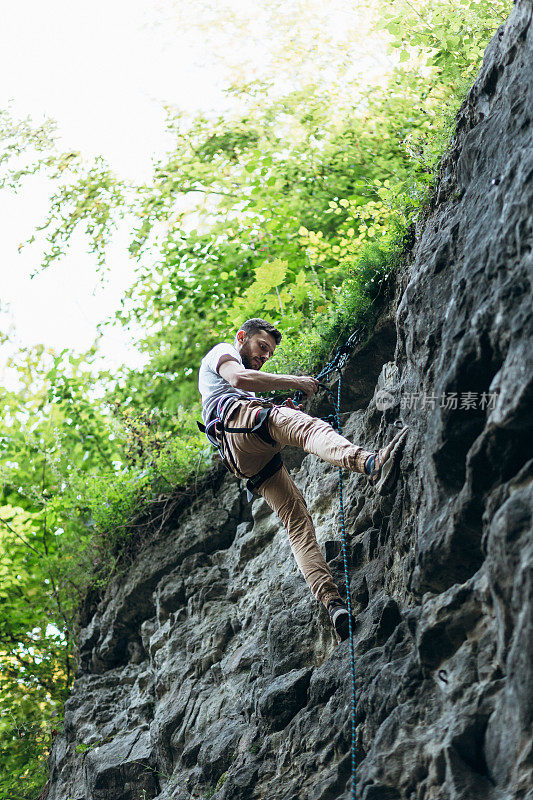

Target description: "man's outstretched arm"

left=218, top=358, right=319, bottom=397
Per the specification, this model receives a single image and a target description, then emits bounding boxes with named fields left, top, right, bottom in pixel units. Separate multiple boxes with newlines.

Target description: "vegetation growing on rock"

left=0, top=1, right=512, bottom=796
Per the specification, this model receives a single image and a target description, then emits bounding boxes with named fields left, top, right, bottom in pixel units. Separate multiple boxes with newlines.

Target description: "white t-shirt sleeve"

left=204, top=343, right=241, bottom=375
left=198, top=342, right=255, bottom=424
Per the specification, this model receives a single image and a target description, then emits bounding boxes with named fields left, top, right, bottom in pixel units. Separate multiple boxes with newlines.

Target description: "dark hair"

left=239, top=318, right=282, bottom=345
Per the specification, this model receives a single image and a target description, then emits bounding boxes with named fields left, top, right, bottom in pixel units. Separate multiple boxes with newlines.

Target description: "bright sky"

left=0, top=0, right=228, bottom=378
left=0, top=0, right=391, bottom=382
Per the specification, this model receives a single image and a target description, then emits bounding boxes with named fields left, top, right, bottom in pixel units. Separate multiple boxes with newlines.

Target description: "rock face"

left=45, top=4, right=532, bottom=799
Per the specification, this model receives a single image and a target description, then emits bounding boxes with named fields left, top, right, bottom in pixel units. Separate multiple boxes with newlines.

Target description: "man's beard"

left=240, top=342, right=256, bottom=370
left=240, top=349, right=254, bottom=369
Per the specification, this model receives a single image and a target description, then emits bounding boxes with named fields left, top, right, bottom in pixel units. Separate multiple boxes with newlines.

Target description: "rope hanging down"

left=328, top=371, right=358, bottom=800
left=292, top=326, right=366, bottom=800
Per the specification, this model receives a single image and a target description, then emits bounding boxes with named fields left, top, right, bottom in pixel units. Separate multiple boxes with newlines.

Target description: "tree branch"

left=0, top=517, right=43, bottom=557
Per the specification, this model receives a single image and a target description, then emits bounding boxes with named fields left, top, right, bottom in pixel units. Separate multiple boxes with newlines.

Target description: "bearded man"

left=198, top=318, right=407, bottom=641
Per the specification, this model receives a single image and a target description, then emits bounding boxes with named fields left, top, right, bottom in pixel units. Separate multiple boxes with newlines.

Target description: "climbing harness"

left=244, top=452, right=283, bottom=501
left=197, top=395, right=283, bottom=501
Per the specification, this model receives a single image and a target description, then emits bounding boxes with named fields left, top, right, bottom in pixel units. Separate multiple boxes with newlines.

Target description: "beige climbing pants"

left=219, top=399, right=371, bottom=608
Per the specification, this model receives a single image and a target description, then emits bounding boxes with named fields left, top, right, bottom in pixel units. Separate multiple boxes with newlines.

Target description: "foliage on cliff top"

left=0, top=0, right=511, bottom=796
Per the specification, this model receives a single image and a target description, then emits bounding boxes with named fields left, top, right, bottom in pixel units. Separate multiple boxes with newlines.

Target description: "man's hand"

left=281, top=398, right=304, bottom=410
left=280, top=377, right=319, bottom=407
left=295, top=376, right=319, bottom=397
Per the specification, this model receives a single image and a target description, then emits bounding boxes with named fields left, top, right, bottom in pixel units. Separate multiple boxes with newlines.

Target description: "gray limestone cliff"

left=44, top=3, right=533, bottom=799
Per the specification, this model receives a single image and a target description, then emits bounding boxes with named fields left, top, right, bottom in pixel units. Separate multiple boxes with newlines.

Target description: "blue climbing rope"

left=289, top=326, right=366, bottom=797
left=311, top=372, right=356, bottom=800
left=333, top=373, right=358, bottom=800
left=313, top=328, right=366, bottom=800
left=290, top=324, right=404, bottom=796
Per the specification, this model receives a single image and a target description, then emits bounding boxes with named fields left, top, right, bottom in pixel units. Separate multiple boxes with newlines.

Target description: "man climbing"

left=198, top=318, right=408, bottom=641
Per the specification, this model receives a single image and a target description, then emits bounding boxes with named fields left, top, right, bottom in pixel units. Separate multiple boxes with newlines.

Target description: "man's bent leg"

left=268, top=405, right=373, bottom=473
left=258, top=465, right=341, bottom=607
left=219, top=400, right=346, bottom=611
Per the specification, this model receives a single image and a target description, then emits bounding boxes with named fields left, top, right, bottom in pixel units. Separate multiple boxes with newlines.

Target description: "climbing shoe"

left=327, top=599, right=355, bottom=642
left=366, top=425, right=409, bottom=496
